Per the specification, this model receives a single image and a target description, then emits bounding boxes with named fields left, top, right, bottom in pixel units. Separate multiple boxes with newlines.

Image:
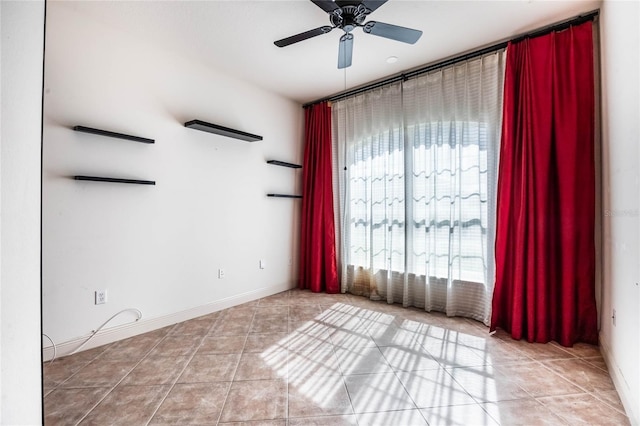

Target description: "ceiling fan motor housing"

left=330, top=3, right=370, bottom=33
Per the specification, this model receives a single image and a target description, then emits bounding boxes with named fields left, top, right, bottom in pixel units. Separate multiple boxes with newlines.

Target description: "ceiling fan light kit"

left=274, top=0, right=422, bottom=69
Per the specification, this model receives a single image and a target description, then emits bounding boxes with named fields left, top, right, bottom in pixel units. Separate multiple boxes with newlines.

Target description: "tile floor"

left=44, top=289, right=630, bottom=425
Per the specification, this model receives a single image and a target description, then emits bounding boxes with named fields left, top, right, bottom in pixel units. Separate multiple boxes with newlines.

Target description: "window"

left=333, top=51, right=504, bottom=324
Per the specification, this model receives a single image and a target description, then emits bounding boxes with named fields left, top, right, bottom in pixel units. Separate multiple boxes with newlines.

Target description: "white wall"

left=0, top=0, right=45, bottom=423
left=42, top=3, right=303, bottom=352
left=600, top=1, right=640, bottom=423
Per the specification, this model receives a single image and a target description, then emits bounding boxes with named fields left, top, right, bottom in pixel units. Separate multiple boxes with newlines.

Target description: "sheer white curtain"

left=332, top=51, right=505, bottom=324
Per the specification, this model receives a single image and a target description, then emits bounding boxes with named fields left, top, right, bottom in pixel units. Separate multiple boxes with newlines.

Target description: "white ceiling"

left=57, top=0, right=601, bottom=104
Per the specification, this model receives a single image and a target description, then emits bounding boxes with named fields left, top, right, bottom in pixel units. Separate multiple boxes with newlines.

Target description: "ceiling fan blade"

left=363, top=21, right=422, bottom=44
left=360, top=0, right=388, bottom=13
left=338, top=33, right=354, bottom=69
left=274, top=26, right=333, bottom=47
left=310, top=0, right=340, bottom=13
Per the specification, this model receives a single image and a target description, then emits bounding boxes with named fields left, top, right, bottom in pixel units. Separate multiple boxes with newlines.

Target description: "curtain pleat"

left=300, top=102, right=339, bottom=293
left=490, top=21, right=598, bottom=346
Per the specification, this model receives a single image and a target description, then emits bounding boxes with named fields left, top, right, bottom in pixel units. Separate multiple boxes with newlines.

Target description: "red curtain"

left=491, top=21, right=598, bottom=346
left=299, top=102, right=339, bottom=293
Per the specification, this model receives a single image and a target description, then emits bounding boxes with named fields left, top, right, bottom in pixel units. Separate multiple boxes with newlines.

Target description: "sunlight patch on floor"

left=259, top=302, right=501, bottom=415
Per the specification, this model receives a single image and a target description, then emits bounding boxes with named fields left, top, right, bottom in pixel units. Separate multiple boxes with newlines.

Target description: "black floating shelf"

left=267, top=194, right=302, bottom=199
left=184, top=120, right=262, bottom=142
left=73, top=126, right=154, bottom=144
left=74, top=175, right=156, bottom=185
left=267, top=160, right=302, bottom=168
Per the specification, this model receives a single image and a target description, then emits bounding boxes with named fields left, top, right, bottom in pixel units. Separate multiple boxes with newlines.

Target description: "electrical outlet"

left=218, top=269, right=225, bottom=279
left=95, top=289, right=107, bottom=305
left=612, top=308, right=616, bottom=326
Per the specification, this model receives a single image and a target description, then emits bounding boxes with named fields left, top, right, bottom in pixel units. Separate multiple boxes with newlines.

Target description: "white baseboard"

left=599, top=332, right=639, bottom=426
left=43, top=282, right=295, bottom=361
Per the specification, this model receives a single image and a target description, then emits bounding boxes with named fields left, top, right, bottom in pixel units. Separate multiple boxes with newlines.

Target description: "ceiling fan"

left=274, top=0, right=422, bottom=69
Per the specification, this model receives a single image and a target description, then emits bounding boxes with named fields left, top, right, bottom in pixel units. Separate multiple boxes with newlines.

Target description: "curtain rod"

left=303, top=9, right=599, bottom=108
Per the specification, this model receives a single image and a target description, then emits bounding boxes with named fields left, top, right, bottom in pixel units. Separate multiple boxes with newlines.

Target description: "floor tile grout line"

left=588, top=390, right=629, bottom=415
left=452, top=367, right=534, bottom=407
left=487, top=358, right=596, bottom=403
left=582, top=357, right=610, bottom=373
left=534, top=391, right=609, bottom=425
left=285, top=301, right=293, bottom=423
left=514, top=394, right=577, bottom=426
left=340, top=308, right=408, bottom=419
left=284, top=293, right=300, bottom=426
left=214, top=302, right=259, bottom=424
left=72, top=324, right=177, bottom=426
left=386, top=342, right=444, bottom=424
left=300, top=299, right=357, bottom=424
left=44, top=343, right=116, bottom=394
left=144, top=314, right=224, bottom=426
left=531, top=375, right=626, bottom=417
left=535, top=357, right=606, bottom=397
